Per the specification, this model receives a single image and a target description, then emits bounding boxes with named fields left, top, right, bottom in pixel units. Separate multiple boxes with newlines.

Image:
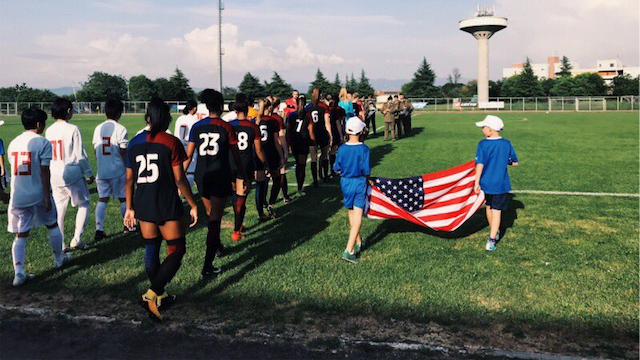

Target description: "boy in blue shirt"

left=333, top=117, right=370, bottom=263
left=473, top=115, right=519, bottom=251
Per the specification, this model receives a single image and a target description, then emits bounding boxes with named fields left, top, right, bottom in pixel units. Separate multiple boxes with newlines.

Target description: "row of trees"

left=1, top=58, right=637, bottom=103
left=402, top=56, right=639, bottom=99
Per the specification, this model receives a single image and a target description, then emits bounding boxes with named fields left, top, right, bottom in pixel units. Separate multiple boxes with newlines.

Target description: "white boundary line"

left=285, top=183, right=639, bottom=198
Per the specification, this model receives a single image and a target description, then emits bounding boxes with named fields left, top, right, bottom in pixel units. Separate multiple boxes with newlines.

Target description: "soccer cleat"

left=266, top=204, right=276, bottom=219
left=341, top=251, right=358, bottom=264
left=231, top=231, right=244, bottom=242
left=355, top=239, right=366, bottom=254
left=486, top=240, right=497, bottom=251
left=157, top=292, right=177, bottom=311
left=282, top=196, right=292, bottom=204
left=201, top=265, right=222, bottom=277
left=94, top=230, right=106, bottom=242
left=141, top=289, right=162, bottom=321
left=298, top=190, right=306, bottom=197
left=12, top=273, right=34, bottom=287
left=70, top=239, right=88, bottom=251
left=53, top=253, right=72, bottom=269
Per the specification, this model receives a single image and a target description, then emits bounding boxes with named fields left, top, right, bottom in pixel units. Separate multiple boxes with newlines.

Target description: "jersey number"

left=12, top=152, right=31, bottom=176
left=51, top=140, right=64, bottom=160
left=179, top=125, right=188, bottom=140
left=295, top=119, right=304, bottom=133
left=259, top=125, right=268, bottom=141
left=237, top=132, right=249, bottom=151
left=102, top=137, right=111, bottom=155
left=311, top=111, right=319, bottom=123
left=135, top=154, right=159, bottom=184
left=198, top=133, right=220, bottom=156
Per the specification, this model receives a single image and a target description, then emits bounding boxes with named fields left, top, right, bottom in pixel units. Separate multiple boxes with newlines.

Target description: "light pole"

left=218, top=0, right=223, bottom=92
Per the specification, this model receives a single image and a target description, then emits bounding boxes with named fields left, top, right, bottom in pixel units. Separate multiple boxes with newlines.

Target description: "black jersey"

left=125, top=131, right=187, bottom=223
left=287, top=111, right=312, bottom=154
left=257, top=116, right=280, bottom=153
left=229, top=118, right=259, bottom=177
left=330, top=106, right=346, bottom=145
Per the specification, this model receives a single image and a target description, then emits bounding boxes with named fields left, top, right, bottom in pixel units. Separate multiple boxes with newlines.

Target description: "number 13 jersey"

left=125, top=131, right=187, bottom=223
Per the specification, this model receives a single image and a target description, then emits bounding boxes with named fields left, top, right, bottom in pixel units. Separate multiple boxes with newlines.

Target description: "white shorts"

left=53, top=179, right=89, bottom=207
left=97, top=173, right=126, bottom=199
left=8, top=198, right=58, bottom=233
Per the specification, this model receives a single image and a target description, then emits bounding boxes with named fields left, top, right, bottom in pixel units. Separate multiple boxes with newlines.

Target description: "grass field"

left=0, top=111, right=637, bottom=355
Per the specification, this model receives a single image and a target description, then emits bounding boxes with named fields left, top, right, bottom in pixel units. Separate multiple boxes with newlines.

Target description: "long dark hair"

left=183, top=99, right=197, bottom=115
left=146, top=97, right=171, bottom=136
left=297, top=95, right=306, bottom=120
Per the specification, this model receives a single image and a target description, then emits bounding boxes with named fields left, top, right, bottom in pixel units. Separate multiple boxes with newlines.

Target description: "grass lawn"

left=0, top=111, right=637, bottom=345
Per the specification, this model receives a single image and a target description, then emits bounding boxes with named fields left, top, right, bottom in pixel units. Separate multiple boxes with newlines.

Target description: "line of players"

left=4, top=88, right=357, bottom=320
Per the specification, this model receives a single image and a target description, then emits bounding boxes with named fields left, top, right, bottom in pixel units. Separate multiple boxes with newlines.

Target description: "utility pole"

left=218, top=0, right=223, bottom=92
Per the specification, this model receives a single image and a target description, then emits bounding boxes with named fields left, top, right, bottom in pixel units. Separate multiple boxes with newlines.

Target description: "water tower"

left=459, top=6, right=507, bottom=106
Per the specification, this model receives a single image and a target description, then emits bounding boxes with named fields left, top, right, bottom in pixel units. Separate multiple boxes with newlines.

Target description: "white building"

left=502, top=57, right=639, bottom=85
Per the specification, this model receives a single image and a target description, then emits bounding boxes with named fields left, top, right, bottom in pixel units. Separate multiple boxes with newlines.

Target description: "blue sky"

left=0, top=0, right=637, bottom=89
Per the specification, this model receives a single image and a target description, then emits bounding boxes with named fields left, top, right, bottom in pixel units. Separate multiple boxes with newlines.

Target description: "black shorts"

left=196, top=170, right=233, bottom=198
left=291, top=139, right=310, bottom=155
left=315, top=133, right=330, bottom=148
left=135, top=198, right=184, bottom=224
left=485, top=193, right=509, bottom=211
left=232, top=164, right=254, bottom=182
left=264, top=149, right=281, bottom=171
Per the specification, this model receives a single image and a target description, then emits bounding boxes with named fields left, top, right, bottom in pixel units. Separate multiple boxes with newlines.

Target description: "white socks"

left=48, top=227, right=64, bottom=262
left=12, top=237, right=27, bottom=275
left=73, top=203, right=89, bottom=242
left=119, top=201, right=127, bottom=218
left=95, top=201, right=107, bottom=231
left=55, top=200, right=68, bottom=246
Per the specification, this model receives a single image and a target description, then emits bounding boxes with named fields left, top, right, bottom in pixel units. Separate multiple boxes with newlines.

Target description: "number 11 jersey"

left=125, top=131, right=187, bottom=223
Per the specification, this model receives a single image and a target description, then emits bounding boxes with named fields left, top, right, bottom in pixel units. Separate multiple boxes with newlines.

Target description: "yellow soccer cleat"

left=141, top=289, right=162, bottom=321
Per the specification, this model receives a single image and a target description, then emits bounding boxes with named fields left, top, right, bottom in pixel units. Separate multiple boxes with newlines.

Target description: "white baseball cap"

left=345, top=117, right=366, bottom=135
left=475, top=115, right=504, bottom=131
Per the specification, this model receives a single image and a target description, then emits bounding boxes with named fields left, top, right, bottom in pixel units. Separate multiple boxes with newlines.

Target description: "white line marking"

left=512, top=190, right=639, bottom=198
left=286, top=183, right=639, bottom=198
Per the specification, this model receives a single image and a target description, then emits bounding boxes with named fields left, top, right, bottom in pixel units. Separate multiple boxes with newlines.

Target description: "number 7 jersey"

left=125, top=131, right=187, bottom=223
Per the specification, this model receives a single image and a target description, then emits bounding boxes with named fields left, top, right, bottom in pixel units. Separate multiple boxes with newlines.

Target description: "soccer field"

left=0, top=111, right=637, bottom=356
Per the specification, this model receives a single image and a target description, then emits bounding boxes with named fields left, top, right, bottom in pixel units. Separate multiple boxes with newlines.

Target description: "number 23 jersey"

left=125, top=131, right=187, bottom=223
left=188, top=117, right=238, bottom=185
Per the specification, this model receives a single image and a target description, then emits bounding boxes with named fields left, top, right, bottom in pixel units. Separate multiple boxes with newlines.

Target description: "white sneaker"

left=13, top=273, right=34, bottom=287
left=70, top=238, right=88, bottom=251
left=53, top=253, right=72, bottom=269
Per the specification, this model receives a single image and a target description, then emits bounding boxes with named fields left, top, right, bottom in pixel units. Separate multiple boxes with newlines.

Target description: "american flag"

left=367, top=161, right=485, bottom=231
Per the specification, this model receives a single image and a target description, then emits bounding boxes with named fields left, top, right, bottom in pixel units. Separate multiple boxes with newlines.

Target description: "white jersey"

left=174, top=114, right=199, bottom=173
left=7, top=131, right=52, bottom=208
left=93, top=120, right=128, bottom=180
left=221, top=111, right=237, bottom=122
left=45, top=121, right=93, bottom=187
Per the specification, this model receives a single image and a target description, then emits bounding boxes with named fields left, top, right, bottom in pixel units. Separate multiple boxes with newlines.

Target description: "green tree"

left=558, top=56, right=573, bottom=77
left=574, top=73, right=606, bottom=95
left=549, top=76, right=575, bottom=96
left=307, top=69, right=330, bottom=96
left=222, top=86, right=238, bottom=100
left=153, top=77, right=177, bottom=100
left=328, top=73, right=342, bottom=96
left=77, top=72, right=127, bottom=101
left=128, top=75, right=155, bottom=101
left=265, top=72, right=293, bottom=99
left=611, top=74, right=640, bottom=96
left=500, top=58, right=544, bottom=97
left=346, top=73, right=358, bottom=93
left=540, top=78, right=555, bottom=96
left=489, top=80, right=502, bottom=97
left=356, top=69, right=375, bottom=97
left=0, top=84, right=57, bottom=102
left=401, top=57, right=440, bottom=97
left=169, top=68, right=195, bottom=101
left=238, top=72, right=266, bottom=100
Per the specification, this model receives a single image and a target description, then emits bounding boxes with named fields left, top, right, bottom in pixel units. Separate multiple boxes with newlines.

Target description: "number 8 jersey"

left=125, top=131, right=187, bottom=223
left=188, top=117, right=238, bottom=189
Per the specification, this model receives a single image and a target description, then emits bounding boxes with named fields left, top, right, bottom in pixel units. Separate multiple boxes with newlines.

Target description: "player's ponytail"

left=297, top=95, right=306, bottom=120
left=147, top=97, right=171, bottom=136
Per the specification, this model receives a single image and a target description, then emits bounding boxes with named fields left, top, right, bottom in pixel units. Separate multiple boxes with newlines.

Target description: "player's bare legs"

left=489, top=208, right=501, bottom=239
left=346, top=207, right=364, bottom=254
left=201, top=197, right=212, bottom=217
left=309, top=145, right=318, bottom=187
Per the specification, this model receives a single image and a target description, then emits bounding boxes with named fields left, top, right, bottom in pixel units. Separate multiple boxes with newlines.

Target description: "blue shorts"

left=485, top=193, right=509, bottom=211
left=340, top=177, right=367, bottom=210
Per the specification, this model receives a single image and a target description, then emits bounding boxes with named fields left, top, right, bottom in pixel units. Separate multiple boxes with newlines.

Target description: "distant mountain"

left=50, top=87, right=77, bottom=96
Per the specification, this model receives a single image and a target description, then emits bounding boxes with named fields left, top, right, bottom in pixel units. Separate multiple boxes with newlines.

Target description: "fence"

left=0, top=96, right=638, bottom=116
left=406, top=96, right=638, bottom=112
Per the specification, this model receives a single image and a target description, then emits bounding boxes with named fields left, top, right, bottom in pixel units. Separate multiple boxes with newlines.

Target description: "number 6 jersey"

left=125, top=131, right=187, bottom=223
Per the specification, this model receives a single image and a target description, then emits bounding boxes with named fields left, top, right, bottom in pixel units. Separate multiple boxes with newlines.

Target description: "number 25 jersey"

left=125, top=131, right=187, bottom=223
left=188, top=117, right=238, bottom=185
